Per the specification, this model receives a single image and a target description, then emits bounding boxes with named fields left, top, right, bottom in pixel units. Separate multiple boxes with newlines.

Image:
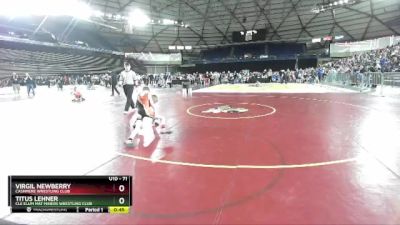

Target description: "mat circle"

left=186, top=103, right=276, bottom=119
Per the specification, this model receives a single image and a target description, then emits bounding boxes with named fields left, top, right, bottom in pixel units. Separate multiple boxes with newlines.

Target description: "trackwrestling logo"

left=202, top=105, right=248, bottom=114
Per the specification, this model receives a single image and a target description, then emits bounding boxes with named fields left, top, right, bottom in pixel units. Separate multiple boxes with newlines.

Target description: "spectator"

left=11, top=72, right=21, bottom=96
left=25, top=73, right=35, bottom=97
left=110, top=70, right=120, bottom=96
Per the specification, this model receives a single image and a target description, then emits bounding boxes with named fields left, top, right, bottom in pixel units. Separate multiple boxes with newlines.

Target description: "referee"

left=110, top=70, right=120, bottom=96
left=120, top=61, right=139, bottom=114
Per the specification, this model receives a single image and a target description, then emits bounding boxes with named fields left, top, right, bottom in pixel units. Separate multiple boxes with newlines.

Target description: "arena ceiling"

left=85, top=0, right=400, bottom=53
left=1, top=0, right=398, bottom=53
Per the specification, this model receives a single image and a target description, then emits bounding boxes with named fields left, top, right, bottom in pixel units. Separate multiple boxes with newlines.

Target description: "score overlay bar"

left=8, top=176, right=132, bottom=213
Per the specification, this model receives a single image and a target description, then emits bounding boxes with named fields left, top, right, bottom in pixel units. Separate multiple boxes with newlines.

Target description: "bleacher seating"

left=0, top=40, right=126, bottom=77
left=201, top=47, right=231, bottom=61
left=233, top=43, right=265, bottom=59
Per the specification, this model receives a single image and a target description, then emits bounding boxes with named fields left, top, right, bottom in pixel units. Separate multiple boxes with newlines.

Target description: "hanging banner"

left=330, top=35, right=400, bottom=57
left=125, top=52, right=182, bottom=65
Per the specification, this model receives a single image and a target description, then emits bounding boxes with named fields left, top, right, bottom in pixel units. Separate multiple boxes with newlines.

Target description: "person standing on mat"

left=11, top=72, right=20, bottom=96
left=110, top=70, right=120, bottom=96
left=119, top=61, right=137, bottom=114
left=25, top=73, right=35, bottom=97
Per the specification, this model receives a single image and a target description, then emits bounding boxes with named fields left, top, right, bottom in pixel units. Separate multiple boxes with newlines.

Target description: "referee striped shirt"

left=119, top=70, right=138, bottom=85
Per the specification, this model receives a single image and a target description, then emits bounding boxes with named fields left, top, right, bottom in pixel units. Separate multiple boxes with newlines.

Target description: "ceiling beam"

left=290, top=0, right=312, bottom=42
left=118, top=0, right=134, bottom=13
left=270, top=0, right=302, bottom=40
left=172, top=0, right=182, bottom=47
left=252, top=0, right=283, bottom=40
left=222, top=0, right=241, bottom=44
left=217, top=0, right=246, bottom=30
left=154, top=0, right=180, bottom=14
left=200, top=0, right=212, bottom=38
left=140, top=26, right=170, bottom=51
left=149, top=0, right=164, bottom=53
left=343, top=6, right=399, bottom=35
left=183, top=0, right=231, bottom=43
left=334, top=21, right=356, bottom=41
left=250, top=0, right=268, bottom=30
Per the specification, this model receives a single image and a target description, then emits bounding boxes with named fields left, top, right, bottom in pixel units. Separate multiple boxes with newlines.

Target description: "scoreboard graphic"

left=8, top=176, right=132, bottom=213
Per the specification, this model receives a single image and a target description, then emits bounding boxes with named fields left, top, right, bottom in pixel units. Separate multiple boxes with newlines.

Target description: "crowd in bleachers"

left=146, top=44, right=400, bottom=88
left=142, top=68, right=322, bottom=88
left=0, top=73, right=114, bottom=89
left=1, top=43, right=399, bottom=90
left=199, top=43, right=306, bottom=62
left=324, top=43, right=400, bottom=74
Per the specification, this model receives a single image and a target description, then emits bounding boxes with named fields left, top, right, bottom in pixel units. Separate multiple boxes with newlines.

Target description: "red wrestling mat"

left=3, top=91, right=400, bottom=225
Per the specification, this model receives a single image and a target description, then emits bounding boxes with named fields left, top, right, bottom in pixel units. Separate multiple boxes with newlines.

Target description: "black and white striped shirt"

left=119, top=70, right=139, bottom=85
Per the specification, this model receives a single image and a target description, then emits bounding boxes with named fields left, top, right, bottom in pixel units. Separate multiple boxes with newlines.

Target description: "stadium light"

left=0, top=0, right=93, bottom=19
left=128, top=9, right=150, bottom=27
left=105, top=13, right=112, bottom=19
left=93, top=10, right=103, bottom=17
left=162, top=19, right=175, bottom=25
left=335, top=35, right=344, bottom=40
left=0, top=1, right=189, bottom=29
left=0, top=0, right=47, bottom=17
left=312, top=38, right=322, bottom=43
left=70, top=1, right=93, bottom=20
left=312, top=0, right=358, bottom=14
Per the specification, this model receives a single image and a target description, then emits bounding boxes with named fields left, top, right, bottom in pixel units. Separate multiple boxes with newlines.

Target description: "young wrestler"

left=125, top=86, right=166, bottom=147
left=71, top=86, right=85, bottom=102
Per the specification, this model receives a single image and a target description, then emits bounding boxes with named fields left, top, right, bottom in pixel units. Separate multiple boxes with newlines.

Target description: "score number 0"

left=118, top=184, right=125, bottom=205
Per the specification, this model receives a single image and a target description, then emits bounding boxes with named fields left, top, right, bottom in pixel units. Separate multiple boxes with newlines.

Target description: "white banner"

left=330, top=36, right=400, bottom=57
left=125, top=52, right=182, bottom=65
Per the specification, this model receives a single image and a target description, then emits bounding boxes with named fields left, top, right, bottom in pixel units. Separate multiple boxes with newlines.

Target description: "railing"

left=383, top=72, right=400, bottom=87
left=323, top=72, right=400, bottom=95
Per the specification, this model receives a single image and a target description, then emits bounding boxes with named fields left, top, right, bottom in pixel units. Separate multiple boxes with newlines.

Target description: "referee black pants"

left=123, top=84, right=135, bottom=112
left=111, top=83, right=120, bottom=96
